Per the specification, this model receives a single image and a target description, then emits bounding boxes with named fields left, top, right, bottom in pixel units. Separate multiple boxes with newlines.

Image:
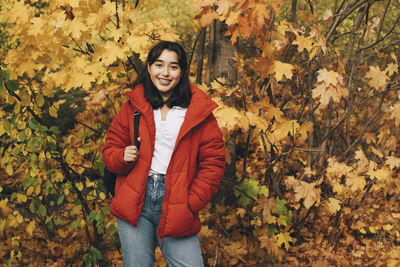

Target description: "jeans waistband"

left=148, top=173, right=165, bottom=181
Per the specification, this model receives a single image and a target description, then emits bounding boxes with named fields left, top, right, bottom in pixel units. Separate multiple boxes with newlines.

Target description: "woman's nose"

left=161, top=67, right=169, bottom=76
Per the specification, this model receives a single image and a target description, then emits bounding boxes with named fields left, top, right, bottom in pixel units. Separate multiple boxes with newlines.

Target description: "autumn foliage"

left=1, top=0, right=400, bottom=266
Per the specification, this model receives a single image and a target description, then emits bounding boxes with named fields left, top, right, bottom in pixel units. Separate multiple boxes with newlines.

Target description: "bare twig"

left=241, top=125, right=255, bottom=182
left=376, top=0, right=392, bottom=40
left=339, top=86, right=389, bottom=161
left=359, top=15, right=400, bottom=51
left=325, top=0, right=372, bottom=43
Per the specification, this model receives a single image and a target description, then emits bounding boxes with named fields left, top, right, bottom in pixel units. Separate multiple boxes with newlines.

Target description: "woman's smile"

left=148, top=49, right=182, bottom=100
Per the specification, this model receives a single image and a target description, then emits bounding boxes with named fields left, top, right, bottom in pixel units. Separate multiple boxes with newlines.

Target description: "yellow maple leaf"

left=389, top=103, right=400, bottom=125
left=65, top=19, right=89, bottom=39
left=190, top=0, right=215, bottom=10
left=271, top=60, right=294, bottom=81
left=26, top=221, right=36, bottom=236
left=370, top=146, right=384, bottom=158
left=386, top=156, right=400, bottom=170
left=317, top=68, right=342, bottom=87
left=245, top=111, right=269, bottom=131
left=223, top=241, right=247, bottom=261
left=261, top=42, right=275, bottom=58
left=98, top=41, right=127, bottom=66
left=199, top=10, right=219, bottom=27
left=7, top=1, right=30, bottom=25
left=365, top=66, right=389, bottom=91
left=225, top=9, right=241, bottom=26
left=125, top=35, right=151, bottom=61
left=385, top=63, right=398, bottom=76
left=276, top=20, right=292, bottom=36
left=27, top=17, right=46, bottom=36
left=294, top=181, right=320, bottom=209
left=346, top=173, right=366, bottom=192
left=214, top=104, right=249, bottom=132
left=326, top=198, right=341, bottom=214
left=312, top=83, right=348, bottom=106
left=293, top=34, right=314, bottom=53
left=87, top=8, right=111, bottom=31
left=367, top=166, right=391, bottom=181
left=274, top=232, right=293, bottom=250
left=272, top=119, right=299, bottom=140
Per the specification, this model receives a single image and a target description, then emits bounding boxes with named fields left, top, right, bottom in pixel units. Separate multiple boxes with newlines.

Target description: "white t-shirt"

left=150, top=106, right=187, bottom=174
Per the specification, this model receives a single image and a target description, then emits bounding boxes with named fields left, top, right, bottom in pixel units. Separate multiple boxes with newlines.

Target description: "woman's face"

left=148, top=49, right=182, bottom=101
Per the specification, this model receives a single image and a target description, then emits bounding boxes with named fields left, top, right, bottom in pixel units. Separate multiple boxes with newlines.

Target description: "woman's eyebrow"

left=154, top=59, right=179, bottom=65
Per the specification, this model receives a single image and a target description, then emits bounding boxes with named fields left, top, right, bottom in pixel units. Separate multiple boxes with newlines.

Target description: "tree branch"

left=359, top=15, right=400, bottom=51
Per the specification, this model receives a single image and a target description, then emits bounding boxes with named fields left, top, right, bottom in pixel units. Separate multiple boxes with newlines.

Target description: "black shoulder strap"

left=128, top=100, right=141, bottom=149
left=133, top=110, right=141, bottom=149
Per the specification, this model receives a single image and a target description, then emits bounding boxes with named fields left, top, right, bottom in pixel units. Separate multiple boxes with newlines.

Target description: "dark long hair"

left=132, top=41, right=191, bottom=109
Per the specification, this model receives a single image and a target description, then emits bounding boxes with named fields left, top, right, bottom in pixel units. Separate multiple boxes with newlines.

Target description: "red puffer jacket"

left=102, top=84, right=225, bottom=238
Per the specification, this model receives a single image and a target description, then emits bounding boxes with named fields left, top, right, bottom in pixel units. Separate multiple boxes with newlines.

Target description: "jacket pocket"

left=164, top=203, right=195, bottom=236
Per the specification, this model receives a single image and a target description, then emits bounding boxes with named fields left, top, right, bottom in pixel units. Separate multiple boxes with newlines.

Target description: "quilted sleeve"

left=102, top=102, right=136, bottom=175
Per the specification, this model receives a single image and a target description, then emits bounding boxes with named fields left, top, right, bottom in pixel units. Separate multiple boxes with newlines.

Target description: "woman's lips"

left=158, top=78, right=171, bottom=85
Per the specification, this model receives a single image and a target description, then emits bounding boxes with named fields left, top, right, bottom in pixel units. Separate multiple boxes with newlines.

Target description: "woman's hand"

left=124, top=145, right=139, bottom=162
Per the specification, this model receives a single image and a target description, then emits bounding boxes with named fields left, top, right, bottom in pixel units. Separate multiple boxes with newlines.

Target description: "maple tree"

left=1, top=0, right=400, bottom=266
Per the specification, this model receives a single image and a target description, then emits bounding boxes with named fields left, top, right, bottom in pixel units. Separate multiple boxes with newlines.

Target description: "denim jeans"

left=117, top=174, right=204, bottom=267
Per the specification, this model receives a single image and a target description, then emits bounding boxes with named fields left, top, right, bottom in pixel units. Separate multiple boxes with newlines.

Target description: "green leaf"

left=71, top=219, right=80, bottom=230
left=2, top=70, right=9, bottom=81
left=95, top=212, right=104, bottom=222
left=10, top=192, right=17, bottom=202
left=45, top=218, right=54, bottom=230
left=22, top=178, right=32, bottom=188
left=49, top=141, right=57, bottom=151
left=87, top=210, right=97, bottom=222
left=49, top=126, right=61, bottom=134
left=39, top=204, right=47, bottom=216
left=101, top=206, right=110, bottom=214
left=2, top=120, right=11, bottom=132
left=108, top=223, right=116, bottom=235
left=73, top=198, right=82, bottom=205
left=17, top=130, right=26, bottom=142
left=276, top=197, right=287, bottom=215
left=5, top=80, right=18, bottom=91
left=268, top=225, right=279, bottom=237
left=29, top=201, right=36, bottom=213
left=57, top=194, right=65, bottom=205
left=28, top=119, right=40, bottom=130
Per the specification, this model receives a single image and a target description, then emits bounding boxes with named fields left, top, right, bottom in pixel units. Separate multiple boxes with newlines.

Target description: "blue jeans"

left=117, top=174, right=204, bottom=267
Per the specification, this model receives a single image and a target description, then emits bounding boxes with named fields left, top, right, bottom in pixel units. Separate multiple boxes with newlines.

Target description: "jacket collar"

left=125, top=84, right=218, bottom=128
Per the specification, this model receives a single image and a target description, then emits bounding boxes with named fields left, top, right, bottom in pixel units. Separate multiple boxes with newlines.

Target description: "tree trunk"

left=205, top=21, right=216, bottom=85
left=195, top=27, right=206, bottom=85
left=205, top=20, right=237, bottom=86
left=290, top=0, right=298, bottom=24
left=213, top=20, right=237, bottom=85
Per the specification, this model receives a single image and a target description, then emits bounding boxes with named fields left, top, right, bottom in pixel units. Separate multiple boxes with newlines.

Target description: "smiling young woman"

left=102, top=41, right=226, bottom=266
left=147, top=49, right=182, bottom=101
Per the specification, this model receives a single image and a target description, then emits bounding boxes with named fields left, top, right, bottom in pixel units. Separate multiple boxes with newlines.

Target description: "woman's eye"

left=170, top=65, right=179, bottom=70
left=155, top=64, right=163, bottom=67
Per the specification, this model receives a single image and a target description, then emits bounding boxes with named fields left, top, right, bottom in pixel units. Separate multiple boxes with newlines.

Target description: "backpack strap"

left=129, top=100, right=141, bottom=149
left=133, top=110, right=141, bottom=149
